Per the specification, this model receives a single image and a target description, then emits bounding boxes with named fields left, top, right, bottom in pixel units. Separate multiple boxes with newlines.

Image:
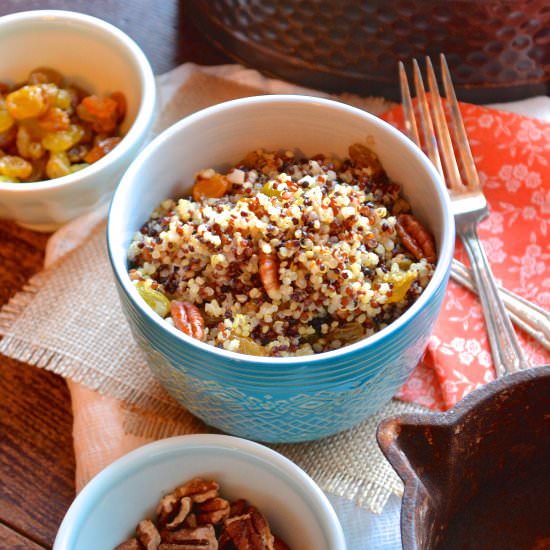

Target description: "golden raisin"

left=45, top=151, right=71, bottom=179
left=38, top=107, right=70, bottom=132
left=6, top=85, right=49, bottom=120
left=39, top=83, right=59, bottom=104
left=52, top=88, right=72, bottom=112
left=348, top=143, right=383, bottom=177
left=83, top=136, right=121, bottom=164
left=0, top=98, right=14, bottom=133
left=234, top=335, right=267, bottom=356
left=28, top=67, right=63, bottom=87
left=42, top=124, right=85, bottom=152
left=66, top=85, right=89, bottom=111
left=135, top=282, right=171, bottom=317
left=385, top=271, right=417, bottom=303
left=69, top=162, right=89, bottom=174
left=67, top=144, right=90, bottom=163
left=16, top=125, right=33, bottom=158
left=110, top=91, right=127, bottom=121
left=328, top=322, right=364, bottom=344
left=0, top=155, right=32, bottom=179
left=0, top=124, right=16, bottom=148
left=192, top=174, right=231, bottom=201
left=77, top=95, right=119, bottom=133
left=26, top=156, right=47, bottom=182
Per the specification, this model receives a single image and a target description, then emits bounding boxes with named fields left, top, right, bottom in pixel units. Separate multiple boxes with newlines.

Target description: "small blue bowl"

left=107, top=95, right=454, bottom=442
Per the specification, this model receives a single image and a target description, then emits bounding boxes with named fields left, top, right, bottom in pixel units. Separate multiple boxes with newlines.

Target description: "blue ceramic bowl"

left=107, top=95, right=454, bottom=442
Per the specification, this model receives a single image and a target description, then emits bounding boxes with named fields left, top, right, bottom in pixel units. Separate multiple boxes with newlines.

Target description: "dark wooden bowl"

left=188, top=0, right=549, bottom=103
left=377, top=365, right=550, bottom=550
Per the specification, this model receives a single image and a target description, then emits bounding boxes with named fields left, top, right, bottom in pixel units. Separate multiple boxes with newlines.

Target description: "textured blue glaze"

left=114, top=268, right=449, bottom=442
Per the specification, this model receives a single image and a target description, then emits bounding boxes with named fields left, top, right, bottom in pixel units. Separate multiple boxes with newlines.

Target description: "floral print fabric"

left=383, top=102, right=550, bottom=410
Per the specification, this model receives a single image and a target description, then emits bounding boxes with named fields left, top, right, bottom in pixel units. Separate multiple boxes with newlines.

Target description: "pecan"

left=156, top=492, right=180, bottom=526
left=174, top=478, right=220, bottom=503
left=248, top=507, right=275, bottom=550
left=195, top=497, right=230, bottom=525
left=230, top=499, right=249, bottom=517
left=160, top=525, right=218, bottom=549
left=115, top=538, right=142, bottom=550
left=259, top=250, right=281, bottom=301
left=171, top=302, right=206, bottom=341
left=137, top=519, right=161, bottom=550
left=395, top=214, right=436, bottom=264
left=165, top=497, right=192, bottom=530
left=184, top=513, right=197, bottom=528
left=221, top=508, right=275, bottom=550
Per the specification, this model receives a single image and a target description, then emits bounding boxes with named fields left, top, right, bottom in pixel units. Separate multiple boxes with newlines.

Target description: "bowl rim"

left=0, top=9, right=156, bottom=193
left=53, top=433, right=347, bottom=550
left=108, top=94, right=455, bottom=366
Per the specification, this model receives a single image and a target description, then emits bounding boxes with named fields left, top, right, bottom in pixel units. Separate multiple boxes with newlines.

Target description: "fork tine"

left=440, top=54, right=481, bottom=189
left=412, top=59, right=444, bottom=177
left=425, top=57, right=464, bottom=191
left=398, top=61, right=421, bottom=147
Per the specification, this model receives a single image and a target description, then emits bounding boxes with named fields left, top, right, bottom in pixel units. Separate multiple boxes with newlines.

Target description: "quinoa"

left=127, top=145, right=436, bottom=357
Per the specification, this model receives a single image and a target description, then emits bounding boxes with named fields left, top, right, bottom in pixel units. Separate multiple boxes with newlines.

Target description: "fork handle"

left=459, top=225, right=529, bottom=377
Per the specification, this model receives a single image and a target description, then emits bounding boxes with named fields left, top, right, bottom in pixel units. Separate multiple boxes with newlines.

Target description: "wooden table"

left=0, top=2, right=230, bottom=547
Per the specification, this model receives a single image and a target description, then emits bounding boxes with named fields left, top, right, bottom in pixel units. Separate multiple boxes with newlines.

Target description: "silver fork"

left=399, top=54, right=529, bottom=377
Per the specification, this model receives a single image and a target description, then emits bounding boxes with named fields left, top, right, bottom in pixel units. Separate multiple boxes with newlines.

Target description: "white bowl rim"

left=108, top=94, right=455, bottom=366
left=0, top=9, right=156, bottom=193
left=53, top=434, right=347, bottom=550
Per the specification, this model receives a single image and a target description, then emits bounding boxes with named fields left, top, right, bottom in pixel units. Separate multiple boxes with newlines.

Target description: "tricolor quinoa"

left=128, top=145, right=436, bottom=357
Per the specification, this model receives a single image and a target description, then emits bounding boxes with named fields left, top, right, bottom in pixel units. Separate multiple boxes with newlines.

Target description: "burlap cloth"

left=0, top=66, right=423, bottom=515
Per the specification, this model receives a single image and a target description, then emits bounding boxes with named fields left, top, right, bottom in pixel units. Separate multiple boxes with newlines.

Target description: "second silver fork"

left=399, top=55, right=529, bottom=377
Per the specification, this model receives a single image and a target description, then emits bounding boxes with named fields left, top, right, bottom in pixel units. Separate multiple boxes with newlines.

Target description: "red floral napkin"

left=382, top=103, right=550, bottom=410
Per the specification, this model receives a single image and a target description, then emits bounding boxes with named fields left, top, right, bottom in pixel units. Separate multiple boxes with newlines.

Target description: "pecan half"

left=248, top=507, right=275, bottom=550
left=165, top=497, right=193, bottom=530
left=156, top=492, right=180, bottom=526
left=171, top=302, right=206, bottom=341
left=396, top=214, right=436, bottom=264
left=160, top=525, right=218, bottom=549
left=196, top=497, right=230, bottom=525
left=137, top=519, right=161, bottom=550
left=221, top=508, right=275, bottom=550
left=230, top=499, right=249, bottom=517
left=174, top=478, right=220, bottom=503
left=259, top=250, right=281, bottom=301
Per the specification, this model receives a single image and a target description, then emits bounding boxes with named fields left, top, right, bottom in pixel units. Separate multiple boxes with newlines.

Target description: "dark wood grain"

left=0, top=357, right=75, bottom=548
left=0, top=2, right=231, bottom=548
left=0, top=523, right=46, bottom=550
